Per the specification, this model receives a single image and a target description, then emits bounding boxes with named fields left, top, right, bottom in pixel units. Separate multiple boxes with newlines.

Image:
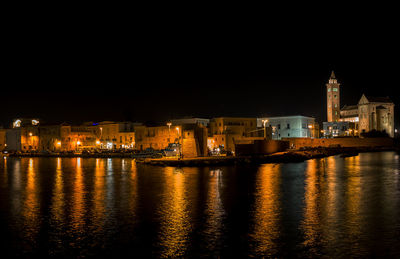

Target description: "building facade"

left=326, top=71, right=341, bottom=122
left=208, top=117, right=258, bottom=152
left=257, top=116, right=318, bottom=140
left=358, top=95, right=395, bottom=137
left=96, top=121, right=137, bottom=150
left=324, top=72, right=395, bottom=138
left=323, top=121, right=357, bottom=137
left=135, top=123, right=208, bottom=157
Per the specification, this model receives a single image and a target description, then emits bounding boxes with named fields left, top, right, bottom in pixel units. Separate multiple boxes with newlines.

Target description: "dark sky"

left=2, top=8, right=399, bottom=129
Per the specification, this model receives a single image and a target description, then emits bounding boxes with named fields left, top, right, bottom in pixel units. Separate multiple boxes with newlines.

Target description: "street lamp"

left=261, top=119, right=268, bottom=139
left=176, top=127, right=182, bottom=159
left=308, top=124, right=313, bottom=138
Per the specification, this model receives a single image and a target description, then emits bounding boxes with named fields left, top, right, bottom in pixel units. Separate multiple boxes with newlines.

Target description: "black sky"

left=2, top=7, right=399, bottom=129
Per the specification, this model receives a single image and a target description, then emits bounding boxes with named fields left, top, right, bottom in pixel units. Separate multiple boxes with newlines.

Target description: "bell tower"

left=326, top=71, right=340, bottom=122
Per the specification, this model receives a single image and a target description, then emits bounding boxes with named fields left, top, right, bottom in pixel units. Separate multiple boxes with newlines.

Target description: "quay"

left=137, top=146, right=398, bottom=167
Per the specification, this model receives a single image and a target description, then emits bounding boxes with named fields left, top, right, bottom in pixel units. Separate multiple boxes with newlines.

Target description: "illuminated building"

left=134, top=125, right=181, bottom=151
left=322, top=121, right=356, bottom=138
left=326, top=71, right=341, bottom=122
left=135, top=123, right=208, bottom=157
left=258, top=116, right=318, bottom=140
left=6, top=118, right=40, bottom=151
left=94, top=121, right=138, bottom=150
left=324, top=72, right=395, bottom=138
left=357, top=95, right=395, bottom=137
left=208, top=117, right=258, bottom=152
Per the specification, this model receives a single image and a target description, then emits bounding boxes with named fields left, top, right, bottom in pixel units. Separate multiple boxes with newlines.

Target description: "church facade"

left=323, top=72, right=395, bottom=138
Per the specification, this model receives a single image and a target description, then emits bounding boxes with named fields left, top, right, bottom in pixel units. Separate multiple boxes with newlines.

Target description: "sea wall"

left=282, top=137, right=394, bottom=149
left=235, top=139, right=289, bottom=156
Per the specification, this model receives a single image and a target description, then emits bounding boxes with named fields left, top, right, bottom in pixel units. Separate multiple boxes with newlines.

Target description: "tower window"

left=333, top=88, right=338, bottom=92
left=328, top=88, right=331, bottom=92
left=334, top=95, right=337, bottom=99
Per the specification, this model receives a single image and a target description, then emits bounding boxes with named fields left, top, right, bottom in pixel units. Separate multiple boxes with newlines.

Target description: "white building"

left=257, top=116, right=316, bottom=140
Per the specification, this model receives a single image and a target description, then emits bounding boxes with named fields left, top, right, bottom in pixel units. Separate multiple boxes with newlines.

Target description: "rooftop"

left=341, top=105, right=358, bottom=111
left=365, top=96, right=393, bottom=103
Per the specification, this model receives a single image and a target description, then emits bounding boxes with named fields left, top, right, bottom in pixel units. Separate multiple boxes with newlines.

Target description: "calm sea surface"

left=0, top=152, right=399, bottom=258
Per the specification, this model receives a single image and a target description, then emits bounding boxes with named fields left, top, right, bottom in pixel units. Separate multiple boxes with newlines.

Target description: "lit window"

left=328, top=88, right=331, bottom=92
left=333, top=88, right=338, bottom=92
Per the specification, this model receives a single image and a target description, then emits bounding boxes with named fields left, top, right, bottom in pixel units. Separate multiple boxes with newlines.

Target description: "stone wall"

left=235, top=140, right=290, bottom=156
left=282, top=137, right=394, bottom=149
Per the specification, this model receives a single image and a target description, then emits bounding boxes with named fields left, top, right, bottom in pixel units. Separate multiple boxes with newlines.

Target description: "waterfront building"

left=38, top=124, right=69, bottom=151
left=208, top=117, right=258, bottom=152
left=135, top=125, right=181, bottom=151
left=94, top=121, right=138, bottom=150
left=257, top=116, right=318, bottom=140
left=322, top=121, right=356, bottom=137
left=6, top=118, right=40, bottom=151
left=135, top=123, right=208, bottom=157
left=324, top=72, right=395, bottom=137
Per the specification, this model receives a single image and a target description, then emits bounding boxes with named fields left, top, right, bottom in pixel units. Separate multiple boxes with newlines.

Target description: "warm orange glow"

left=23, top=158, right=39, bottom=243
left=29, top=132, right=33, bottom=137
left=96, top=140, right=101, bottom=145
left=57, top=141, right=61, bottom=146
left=158, top=167, right=189, bottom=257
left=77, top=141, right=81, bottom=145
left=250, top=164, right=281, bottom=256
left=72, top=158, right=84, bottom=233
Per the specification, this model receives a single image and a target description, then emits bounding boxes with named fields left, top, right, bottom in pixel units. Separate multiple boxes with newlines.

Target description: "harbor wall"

left=235, top=139, right=289, bottom=156
left=282, top=137, right=394, bottom=149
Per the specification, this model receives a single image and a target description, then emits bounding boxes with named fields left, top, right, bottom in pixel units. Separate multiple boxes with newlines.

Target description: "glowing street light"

left=176, top=127, right=182, bottom=159
left=261, top=119, right=268, bottom=139
left=77, top=140, right=81, bottom=145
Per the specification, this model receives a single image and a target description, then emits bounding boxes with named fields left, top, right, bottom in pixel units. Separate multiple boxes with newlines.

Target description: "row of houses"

left=0, top=116, right=319, bottom=157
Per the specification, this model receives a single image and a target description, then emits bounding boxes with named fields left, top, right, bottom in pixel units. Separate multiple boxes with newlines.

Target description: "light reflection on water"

left=249, top=164, right=281, bottom=257
left=0, top=152, right=399, bottom=257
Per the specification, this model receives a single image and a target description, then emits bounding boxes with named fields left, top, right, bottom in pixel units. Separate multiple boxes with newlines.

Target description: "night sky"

left=2, top=9, right=399, bottom=129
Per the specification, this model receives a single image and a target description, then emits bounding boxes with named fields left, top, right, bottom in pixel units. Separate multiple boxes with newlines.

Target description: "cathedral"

left=323, top=71, right=395, bottom=137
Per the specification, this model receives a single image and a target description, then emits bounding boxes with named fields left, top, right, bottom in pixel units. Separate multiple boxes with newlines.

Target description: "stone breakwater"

left=139, top=146, right=398, bottom=167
